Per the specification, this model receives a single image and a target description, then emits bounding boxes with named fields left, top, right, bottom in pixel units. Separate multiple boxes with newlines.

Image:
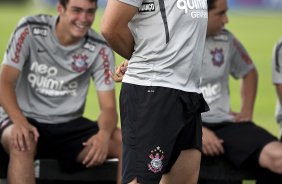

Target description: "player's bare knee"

left=260, top=141, right=282, bottom=173
left=2, top=126, right=37, bottom=158
left=272, top=159, right=282, bottom=174
left=270, top=149, right=282, bottom=173
left=9, top=139, right=37, bottom=159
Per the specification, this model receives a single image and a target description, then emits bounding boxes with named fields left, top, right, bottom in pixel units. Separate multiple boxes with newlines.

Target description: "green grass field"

left=0, top=4, right=282, bottom=184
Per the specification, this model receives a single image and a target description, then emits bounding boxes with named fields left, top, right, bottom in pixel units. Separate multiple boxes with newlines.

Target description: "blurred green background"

left=0, top=1, right=281, bottom=184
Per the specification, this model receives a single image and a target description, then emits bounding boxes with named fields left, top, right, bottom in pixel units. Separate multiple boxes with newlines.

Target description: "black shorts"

left=0, top=117, right=99, bottom=172
left=202, top=122, right=278, bottom=167
left=120, top=83, right=209, bottom=184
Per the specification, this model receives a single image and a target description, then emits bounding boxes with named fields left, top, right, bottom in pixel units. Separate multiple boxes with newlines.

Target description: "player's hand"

left=82, top=132, right=110, bottom=167
left=230, top=111, right=252, bottom=123
left=109, top=60, right=128, bottom=82
left=11, top=121, right=39, bottom=151
left=202, top=127, right=224, bottom=156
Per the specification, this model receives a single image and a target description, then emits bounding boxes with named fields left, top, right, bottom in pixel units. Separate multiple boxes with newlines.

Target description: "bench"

left=0, top=157, right=258, bottom=184
left=0, top=158, right=118, bottom=184
left=199, top=156, right=258, bottom=184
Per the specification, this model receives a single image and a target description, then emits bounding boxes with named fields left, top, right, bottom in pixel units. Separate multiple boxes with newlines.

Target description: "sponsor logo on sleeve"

left=11, top=27, right=29, bottom=64
left=177, top=0, right=208, bottom=18
left=99, top=47, right=111, bottom=85
left=139, top=2, right=155, bottom=12
left=32, top=27, right=48, bottom=37
left=233, top=39, right=253, bottom=65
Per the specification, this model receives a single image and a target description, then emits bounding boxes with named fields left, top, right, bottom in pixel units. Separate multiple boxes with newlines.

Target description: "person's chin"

left=73, top=31, right=87, bottom=39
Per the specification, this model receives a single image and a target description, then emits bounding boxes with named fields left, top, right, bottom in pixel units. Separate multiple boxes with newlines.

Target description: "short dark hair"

left=207, top=0, right=217, bottom=11
left=59, top=0, right=97, bottom=8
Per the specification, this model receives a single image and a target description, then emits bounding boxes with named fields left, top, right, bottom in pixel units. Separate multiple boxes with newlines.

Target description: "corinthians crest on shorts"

left=148, top=146, right=165, bottom=173
left=210, top=48, right=224, bottom=67
left=71, top=54, right=89, bottom=73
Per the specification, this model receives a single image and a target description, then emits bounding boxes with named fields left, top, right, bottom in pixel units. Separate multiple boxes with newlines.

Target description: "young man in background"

left=0, top=0, right=122, bottom=184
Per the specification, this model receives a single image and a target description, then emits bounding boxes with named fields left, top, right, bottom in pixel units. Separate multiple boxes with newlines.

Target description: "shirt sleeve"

left=229, top=35, right=255, bottom=79
left=272, top=38, right=282, bottom=84
left=2, top=16, right=31, bottom=71
left=119, top=0, right=143, bottom=7
left=91, top=46, right=115, bottom=91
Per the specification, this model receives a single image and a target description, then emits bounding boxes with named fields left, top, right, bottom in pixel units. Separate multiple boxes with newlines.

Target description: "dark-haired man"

left=201, top=0, right=282, bottom=183
left=0, top=0, right=122, bottom=184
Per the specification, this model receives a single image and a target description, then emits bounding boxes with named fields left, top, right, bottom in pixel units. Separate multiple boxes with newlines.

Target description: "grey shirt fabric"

left=272, top=37, right=282, bottom=127
left=1, top=14, right=115, bottom=124
left=201, top=30, right=255, bottom=123
left=120, top=0, right=208, bottom=93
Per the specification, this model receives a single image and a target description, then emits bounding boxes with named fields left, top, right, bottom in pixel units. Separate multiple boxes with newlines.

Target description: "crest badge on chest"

left=210, top=48, right=224, bottom=67
left=71, top=54, right=89, bottom=73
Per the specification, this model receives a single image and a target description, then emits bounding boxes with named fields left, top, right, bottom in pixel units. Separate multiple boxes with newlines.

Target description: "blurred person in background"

left=201, top=0, right=282, bottom=183
left=272, top=37, right=282, bottom=140
left=0, top=0, right=122, bottom=184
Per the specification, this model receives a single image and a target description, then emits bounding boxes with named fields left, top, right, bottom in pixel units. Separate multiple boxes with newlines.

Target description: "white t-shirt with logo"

left=1, top=15, right=115, bottom=124
left=200, top=30, right=255, bottom=123
left=120, top=0, right=208, bottom=93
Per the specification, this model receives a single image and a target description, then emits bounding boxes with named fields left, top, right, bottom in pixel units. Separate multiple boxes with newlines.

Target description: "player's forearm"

left=240, top=69, right=258, bottom=118
left=97, top=108, right=118, bottom=139
left=0, top=80, right=27, bottom=125
left=275, top=84, right=282, bottom=106
left=0, top=66, right=27, bottom=125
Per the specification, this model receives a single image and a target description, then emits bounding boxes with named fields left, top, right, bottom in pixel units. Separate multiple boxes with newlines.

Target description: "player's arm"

left=82, top=90, right=118, bottom=167
left=237, top=68, right=258, bottom=122
left=229, top=35, right=258, bottom=122
left=0, top=65, right=39, bottom=151
left=96, top=90, right=118, bottom=139
left=275, top=84, right=282, bottom=106
left=101, top=0, right=137, bottom=60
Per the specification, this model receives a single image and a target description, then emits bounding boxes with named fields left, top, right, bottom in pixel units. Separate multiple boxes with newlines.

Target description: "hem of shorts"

left=184, top=145, right=202, bottom=154
left=0, top=119, right=12, bottom=141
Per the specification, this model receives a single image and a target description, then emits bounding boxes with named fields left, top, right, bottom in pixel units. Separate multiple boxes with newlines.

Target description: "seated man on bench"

left=0, top=1, right=122, bottom=184
left=200, top=0, right=282, bottom=183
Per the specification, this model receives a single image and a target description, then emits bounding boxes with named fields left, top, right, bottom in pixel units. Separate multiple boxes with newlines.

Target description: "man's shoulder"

left=14, top=14, right=53, bottom=36
left=212, top=29, right=234, bottom=42
left=18, top=14, right=53, bottom=28
left=275, top=37, right=282, bottom=50
left=85, top=29, right=113, bottom=52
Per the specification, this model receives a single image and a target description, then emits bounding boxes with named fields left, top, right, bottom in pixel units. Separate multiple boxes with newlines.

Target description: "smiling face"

left=56, top=0, right=97, bottom=45
left=207, top=0, right=229, bottom=36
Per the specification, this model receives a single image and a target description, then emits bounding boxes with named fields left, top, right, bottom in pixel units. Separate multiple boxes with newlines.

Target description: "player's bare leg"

left=259, top=141, right=282, bottom=174
left=1, top=125, right=36, bottom=184
left=160, top=149, right=201, bottom=184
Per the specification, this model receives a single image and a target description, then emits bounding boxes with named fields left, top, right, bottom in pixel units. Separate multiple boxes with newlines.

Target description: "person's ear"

left=57, top=3, right=64, bottom=15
